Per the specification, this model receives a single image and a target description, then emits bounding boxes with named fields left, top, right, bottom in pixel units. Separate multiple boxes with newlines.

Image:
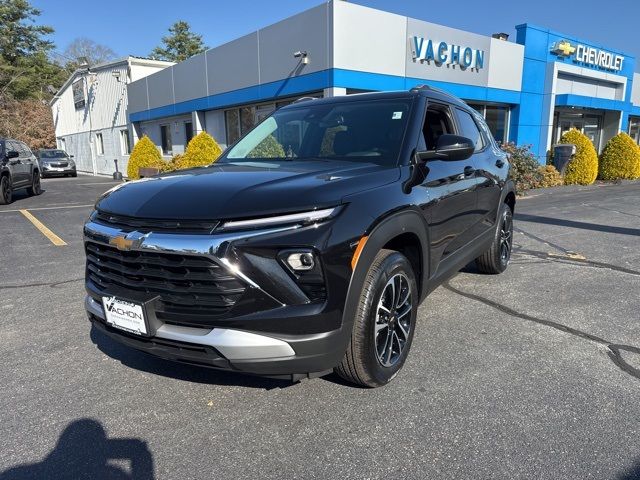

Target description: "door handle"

left=496, top=159, right=505, bottom=168
left=464, top=166, right=475, bottom=176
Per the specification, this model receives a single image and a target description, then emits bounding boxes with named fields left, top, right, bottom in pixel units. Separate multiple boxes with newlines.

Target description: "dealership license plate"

left=102, top=296, right=147, bottom=335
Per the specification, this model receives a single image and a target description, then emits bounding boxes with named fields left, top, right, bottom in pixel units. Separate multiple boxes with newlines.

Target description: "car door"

left=19, top=142, right=36, bottom=182
left=455, top=109, right=504, bottom=236
left=417, top=102, right=478, bottom=267
left=5, top=141, right=27, bottom=185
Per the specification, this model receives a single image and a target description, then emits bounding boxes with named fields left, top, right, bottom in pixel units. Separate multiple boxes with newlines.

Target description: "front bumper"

left=86, top=295, right=345, bottom=379
left=83, top=217, right=354, bottom=379
left=42, top=164, right=76, bottom=176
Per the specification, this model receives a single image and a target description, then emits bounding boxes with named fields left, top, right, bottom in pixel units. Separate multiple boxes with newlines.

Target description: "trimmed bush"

left=598, top=132, right=640, bottom=180
left=127, top=135, right=163, bottom=180
left=537, top=165, right=564, bottom=188
left=559, top=129, right=598, bottom=185
left=500, top=142, right=542, bottom=193
left=175, top=132, right=222, bottom=170
left=247, top=134, right=286, bottom=158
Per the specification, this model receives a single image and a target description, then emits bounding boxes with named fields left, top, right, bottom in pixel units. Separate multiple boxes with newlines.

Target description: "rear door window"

left=455, top=108, right=484, bottom=151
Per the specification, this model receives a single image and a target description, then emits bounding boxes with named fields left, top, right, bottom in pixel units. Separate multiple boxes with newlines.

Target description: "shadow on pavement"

left=0, top=419, right=154, bottom=480
left=90, top=326, right=295, bottom=390
left=515, top=213, right=640, bottom=237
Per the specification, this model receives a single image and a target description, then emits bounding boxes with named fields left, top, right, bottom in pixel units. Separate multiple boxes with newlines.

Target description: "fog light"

left=286, top=252, right=315, bottom=271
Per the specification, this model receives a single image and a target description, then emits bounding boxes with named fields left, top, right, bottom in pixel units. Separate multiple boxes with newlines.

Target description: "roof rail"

left=293, top=96, right=318, bottom=104
left=410, top=84, right=456, bottom=99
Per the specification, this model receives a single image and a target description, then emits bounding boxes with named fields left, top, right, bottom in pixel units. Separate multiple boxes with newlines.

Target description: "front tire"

left=0, top=175, right=12, bottom=205
left=475, top=202, right=513, bottom=274
left=335, top=249, right=418, bottom=388
left=26, top=172, right=42, bottom=196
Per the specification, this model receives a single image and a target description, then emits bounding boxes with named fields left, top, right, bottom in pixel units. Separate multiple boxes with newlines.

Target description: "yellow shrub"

left=175, top=132, right=222, bottom=170
left=247, top=134, right=286, bottom=158
left=598, top=132, right=640, bottom=180
left=127, top=135, right=163, bottom=180
left=537, top=165, right=564, bottom=188
left=559, top=129, right=598, bottom=185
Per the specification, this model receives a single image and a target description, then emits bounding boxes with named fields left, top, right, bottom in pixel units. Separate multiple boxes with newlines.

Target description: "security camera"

left=293, top=51, right=309, bottom=64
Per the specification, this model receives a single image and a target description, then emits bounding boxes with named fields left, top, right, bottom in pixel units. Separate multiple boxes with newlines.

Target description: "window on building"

left=96, top=133, right=104, bottom=155
left=628, top=117, right=640, bottom=145
left=224, top=94, right=324, bottom=146
left=225, top=109, right=241, bottom=145
left=456, top=109, right=484, bottom=151
left=120, top=129, right=131, bottom=155
left=484, top=106, right=508, bottom=144
left=160, top=124, right=172, bottom=155
left=185, top=122, right=194, bottom=144
left=239, top=106, right=256, bottom=134
left=59, top=138, right=66, bottom=152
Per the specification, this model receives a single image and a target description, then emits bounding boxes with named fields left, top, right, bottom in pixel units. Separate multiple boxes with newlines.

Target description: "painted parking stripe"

left=19, top=209, right=67, bottom=246
left=0, top=204, right=94, bottom=214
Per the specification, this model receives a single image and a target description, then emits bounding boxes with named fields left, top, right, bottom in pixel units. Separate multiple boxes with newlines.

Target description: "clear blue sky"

left=34, top=0, right=640, bottom=71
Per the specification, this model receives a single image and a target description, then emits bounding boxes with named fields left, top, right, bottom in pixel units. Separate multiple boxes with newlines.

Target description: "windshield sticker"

left=392, top=111, right=403, bottom=120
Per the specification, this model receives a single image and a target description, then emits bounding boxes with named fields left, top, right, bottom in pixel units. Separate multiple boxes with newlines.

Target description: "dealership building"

left=126, top=0, right=640, bottom=164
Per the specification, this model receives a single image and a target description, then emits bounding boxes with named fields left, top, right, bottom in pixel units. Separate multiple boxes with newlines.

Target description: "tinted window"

left=38, top=150, right=68, bottom=159
left=456, top=109, right=484, bottom=151
left=225, top=99, right=413, bottom=166
left=422, top=106, right=454, bottom=150
left=19, top=143, right=32, bottom=157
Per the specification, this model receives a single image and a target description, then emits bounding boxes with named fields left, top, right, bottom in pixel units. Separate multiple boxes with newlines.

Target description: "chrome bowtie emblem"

left=109, top=231, right=147, bottom=251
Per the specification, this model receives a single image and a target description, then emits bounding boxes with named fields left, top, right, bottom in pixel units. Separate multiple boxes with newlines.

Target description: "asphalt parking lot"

left=1, top=176, right=639, bottom=479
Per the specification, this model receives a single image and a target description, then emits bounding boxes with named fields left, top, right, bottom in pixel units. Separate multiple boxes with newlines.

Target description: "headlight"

left=220, top=207, right=339, bottom=231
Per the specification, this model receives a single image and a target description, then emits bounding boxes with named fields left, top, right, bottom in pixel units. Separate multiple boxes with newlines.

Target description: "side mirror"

left=69, top=155, right=74, bottom=158
left=6, top=150, right=19, bottom=160
left=417, top=134, right=475, bottom=162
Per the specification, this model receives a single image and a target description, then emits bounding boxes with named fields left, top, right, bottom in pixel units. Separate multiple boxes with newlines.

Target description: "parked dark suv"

left=0, top=138, right=42, bottom=204
left=84, top=86, right=515, bottom=387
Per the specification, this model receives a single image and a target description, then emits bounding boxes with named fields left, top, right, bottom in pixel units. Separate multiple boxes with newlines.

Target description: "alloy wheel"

left=500, top=210, right=513, bottom=264
left=374, top=273, right=412, bottom=367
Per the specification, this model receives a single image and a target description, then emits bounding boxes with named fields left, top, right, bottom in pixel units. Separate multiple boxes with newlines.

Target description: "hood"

left=96, top=160, right=400, bottom=220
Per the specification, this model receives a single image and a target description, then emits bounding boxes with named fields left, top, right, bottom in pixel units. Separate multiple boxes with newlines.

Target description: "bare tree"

left=63, top=37, right=116, bottom=68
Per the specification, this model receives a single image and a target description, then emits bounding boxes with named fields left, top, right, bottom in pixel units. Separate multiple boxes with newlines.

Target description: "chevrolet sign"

left=551, top=40, right=624, bottom=72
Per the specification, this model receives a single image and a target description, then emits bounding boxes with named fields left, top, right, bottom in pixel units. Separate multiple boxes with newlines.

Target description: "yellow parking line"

left=19, top=209, right=67, bottom=246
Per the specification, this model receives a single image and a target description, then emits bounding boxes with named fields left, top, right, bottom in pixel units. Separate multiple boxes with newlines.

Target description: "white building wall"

left=632, top=73, right=640, bottom=107
left=51, top=57, right=172, bottom=175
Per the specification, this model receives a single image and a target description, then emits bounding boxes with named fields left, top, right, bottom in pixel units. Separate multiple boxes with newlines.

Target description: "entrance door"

left=555, top=112, right=602, bottom=149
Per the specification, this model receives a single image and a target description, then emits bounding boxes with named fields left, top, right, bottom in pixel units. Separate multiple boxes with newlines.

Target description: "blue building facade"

left=126, top=2, right=640, bottom=164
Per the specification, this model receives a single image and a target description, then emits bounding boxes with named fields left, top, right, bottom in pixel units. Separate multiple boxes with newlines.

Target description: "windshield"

left=39, top=150, right=68, bottom=159
left=223, top=98, right=412, bottom=166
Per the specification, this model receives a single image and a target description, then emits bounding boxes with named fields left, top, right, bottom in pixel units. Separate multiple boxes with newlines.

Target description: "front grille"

left=93, top=211, right=219, bottom=234
left=85, top=241, right=245, bottom=321
left=49, top=161, right=68, bottom=167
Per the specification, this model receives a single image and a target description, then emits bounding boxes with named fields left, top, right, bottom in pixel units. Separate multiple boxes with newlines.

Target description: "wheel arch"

left=339, top=209, right=430, bottom=348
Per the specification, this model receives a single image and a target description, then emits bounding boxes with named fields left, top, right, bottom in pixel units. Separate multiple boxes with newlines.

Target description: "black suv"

left=0, top=138, right=42, bottom=204
left=84, top=87, right=515, bottom=387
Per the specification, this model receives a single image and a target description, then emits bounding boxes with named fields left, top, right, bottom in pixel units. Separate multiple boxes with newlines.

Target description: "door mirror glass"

left=417, top=134, right=475, bottom=162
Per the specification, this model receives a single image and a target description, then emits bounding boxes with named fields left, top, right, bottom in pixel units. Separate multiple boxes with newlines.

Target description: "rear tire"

left=475, top=202, right=513, bottom=274
left=335, top=249, right=418, bottom=388
left=0, top=175, right=12, bottom=205
left=26, top=172, right=42, bottom=196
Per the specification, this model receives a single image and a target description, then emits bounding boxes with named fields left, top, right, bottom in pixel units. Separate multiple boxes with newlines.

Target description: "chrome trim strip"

left=85, top=296, right=295, bottom=360
left=86, top=295, right=104, bottom=319
left=83, top=220, right=297, bottom=306
left=156, top=324, right=295, bottom=360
